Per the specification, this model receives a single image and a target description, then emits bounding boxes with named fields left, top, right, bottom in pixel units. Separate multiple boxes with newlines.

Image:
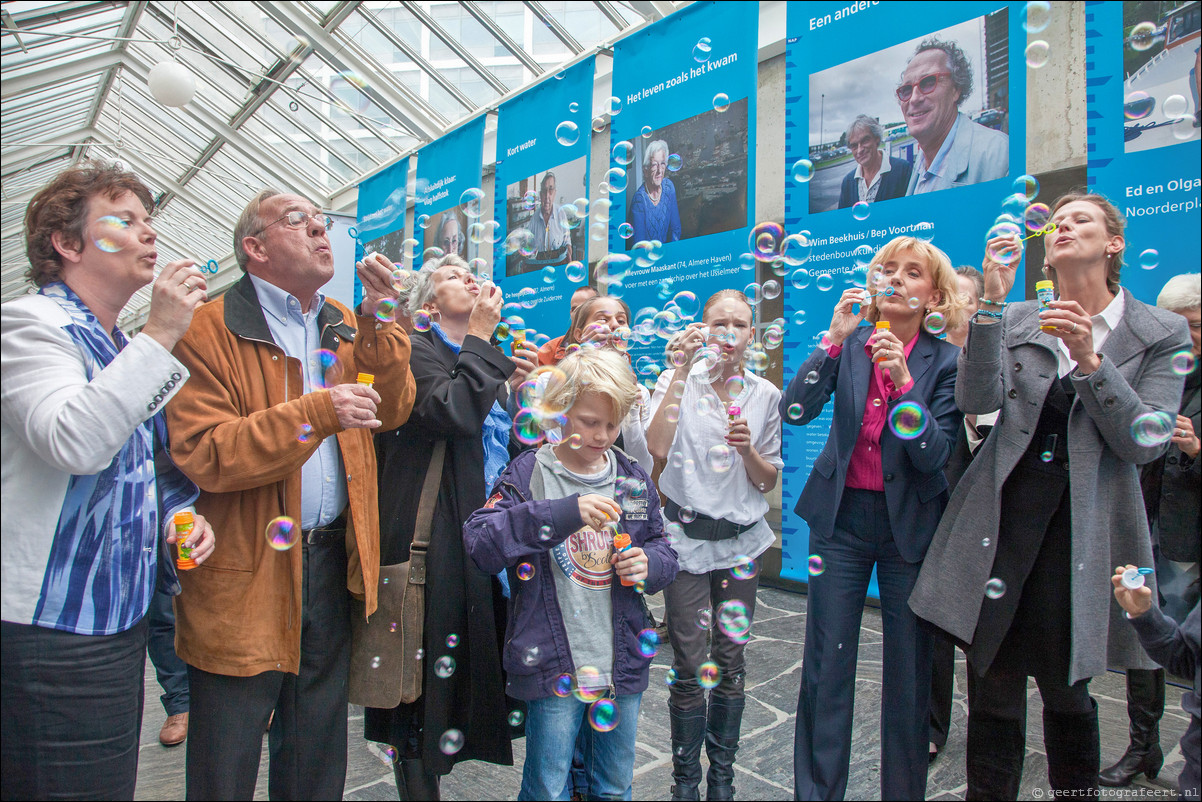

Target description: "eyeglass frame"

left=253, top=210, right=334, bottom=236
left=895, top=71, right=953, bottom=102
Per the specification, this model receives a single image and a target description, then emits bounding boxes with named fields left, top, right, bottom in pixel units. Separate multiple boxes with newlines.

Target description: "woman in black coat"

left=365, top=255, right=537, bottom=798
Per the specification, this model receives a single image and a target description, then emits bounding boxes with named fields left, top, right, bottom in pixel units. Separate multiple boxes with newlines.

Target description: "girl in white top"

left=645, top=289, right=783, bottom=802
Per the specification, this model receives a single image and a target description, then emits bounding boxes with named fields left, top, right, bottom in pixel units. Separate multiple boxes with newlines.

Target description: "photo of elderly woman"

left=838, top=115, right=913, bottom=208
left=624, top=98, right=749, bottom=248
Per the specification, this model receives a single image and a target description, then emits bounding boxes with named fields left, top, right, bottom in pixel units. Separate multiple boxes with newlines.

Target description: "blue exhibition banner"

left=493, top=57, right=595, bottom=346
left=353, top=156, right=410, bottom=308
left=607, top=0, right=759, bottom=379
left=414, top=116, right=488, bottom=271
left=1084, top=0, right=1201, bottom=306
left=779, top=1, right=1030, bottom=591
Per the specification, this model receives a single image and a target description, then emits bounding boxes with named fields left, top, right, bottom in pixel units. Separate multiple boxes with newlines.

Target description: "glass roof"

left=1, top=0, right=673, bottom=329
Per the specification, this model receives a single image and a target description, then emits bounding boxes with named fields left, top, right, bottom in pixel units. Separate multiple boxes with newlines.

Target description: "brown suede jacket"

left=165, top=275, right=415, bottom=676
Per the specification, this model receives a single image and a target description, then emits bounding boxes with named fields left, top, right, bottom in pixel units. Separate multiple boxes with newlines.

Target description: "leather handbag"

left=348, top=441, right=445, bottom=709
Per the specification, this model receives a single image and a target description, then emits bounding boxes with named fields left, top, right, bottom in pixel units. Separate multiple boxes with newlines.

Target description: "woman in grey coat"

left=909, top=192, right=1191, bottom=800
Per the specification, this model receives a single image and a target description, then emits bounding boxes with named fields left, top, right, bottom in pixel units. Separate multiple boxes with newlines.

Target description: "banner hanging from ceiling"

left=493, top=56, right=596, bottom=344
left=779, top=0, right=1029, bottom=592
left=606, top=0, right=759, bottom=379
left=1084, top=0, right=1201, bottom=305
left=413, top=116, right=488, bottom=273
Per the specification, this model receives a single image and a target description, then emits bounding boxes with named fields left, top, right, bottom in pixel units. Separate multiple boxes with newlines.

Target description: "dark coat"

left=780, top=325, right=962, bottom=563
left=463, top=447, right=679, bottom=700
left=910, top=291, right=1192, bottom=683
left=364, top=330, right=516, bottom=774
left=837, top=156, right=913, bottom=209
left=1143, top=363, right=1201, bottom=561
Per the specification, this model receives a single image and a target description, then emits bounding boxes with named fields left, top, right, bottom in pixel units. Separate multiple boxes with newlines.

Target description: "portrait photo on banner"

left=363, top=227, right=408, bottom=266
left=421, top=203, right=479, bottom=265
left=503, top=155, right=588, bottom=278
left=807, top=7, right=1011, bottom=214
left=1121, top=0, right=1201, bottom=154
left=622, top=97, right=749, bottom=248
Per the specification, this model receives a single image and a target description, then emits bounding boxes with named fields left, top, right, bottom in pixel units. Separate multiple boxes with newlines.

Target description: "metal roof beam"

left=6, top=1, right=121, bottom=29
left=82, top=1, right=145, bottom=160
left=593, top=1, right=631, bottom=31
left=1, top=48, right=125, bottom=98
left=524, top=1, right=583, bottom=54
left=402, top=1, right=511, bottom=95
left=356, top=6, right=474, bottom=112
left=460, top=1, right=543, bottom=75
left=255, top=1, right=445, bottom=143
left=1, top=127, right=97, bottom=178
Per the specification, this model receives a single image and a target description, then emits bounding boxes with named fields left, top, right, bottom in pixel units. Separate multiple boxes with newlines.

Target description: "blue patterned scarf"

left=33, top=282, right=198, bottom=635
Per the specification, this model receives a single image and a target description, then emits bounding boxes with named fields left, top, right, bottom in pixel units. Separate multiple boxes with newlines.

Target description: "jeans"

left=520, top=692, right=643, bottom=801
left=147, top=588, right=189, bottom=716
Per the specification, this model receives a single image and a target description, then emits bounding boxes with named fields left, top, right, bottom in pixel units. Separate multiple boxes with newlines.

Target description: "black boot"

left=393, top=757, right=440, bottom=801
left=1100, top=668, right=1165, bottom=787
left=966, top=710, right=1025, bottom=800
left=1043, top=699, right=1100, bottom=795
left=669, top=701, right=706, bottom=802
left=705, top=696, right=744, bottom=801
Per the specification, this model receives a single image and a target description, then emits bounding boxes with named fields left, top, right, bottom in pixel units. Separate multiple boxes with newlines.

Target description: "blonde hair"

left=1046, top=192, right=1125, bottom=293
left=862, top=237, right=969, bottom=332
left=544, top=348, right=640, bottom=424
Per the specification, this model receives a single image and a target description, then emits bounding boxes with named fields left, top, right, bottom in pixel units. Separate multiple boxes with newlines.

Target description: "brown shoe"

left=159, top=712, right=188, bottom=746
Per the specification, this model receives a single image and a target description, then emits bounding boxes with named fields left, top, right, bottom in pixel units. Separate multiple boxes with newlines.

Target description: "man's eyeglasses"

left=895, top=71, right=952, bottom=102
left=255, top=210, right=334, bottom=236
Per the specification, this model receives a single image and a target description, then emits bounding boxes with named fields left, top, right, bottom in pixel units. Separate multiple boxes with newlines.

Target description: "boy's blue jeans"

left=519, top=692, right=643, bottom=801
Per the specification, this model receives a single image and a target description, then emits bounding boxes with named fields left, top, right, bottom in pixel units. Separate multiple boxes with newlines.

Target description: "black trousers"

left=185, top=536, right=351, bottom=801
left=1, top=617, right=149, bottom=801
left=929, top=631, right=956, bottom=748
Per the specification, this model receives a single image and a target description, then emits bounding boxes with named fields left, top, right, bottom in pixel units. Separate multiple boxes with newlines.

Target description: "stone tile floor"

left=134, top=586, right=1189, bottom=800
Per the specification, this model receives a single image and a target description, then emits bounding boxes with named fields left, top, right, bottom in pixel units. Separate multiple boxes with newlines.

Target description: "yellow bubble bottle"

left=174, top=511, right=197, bottom=570
left=1036, top=280, right=1056, bottom=331
left=874, top=320, right=891, bottom=363
left=357, top=372, right=375, bottom=387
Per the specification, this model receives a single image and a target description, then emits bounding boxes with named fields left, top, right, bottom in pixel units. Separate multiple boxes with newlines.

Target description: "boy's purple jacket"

left=463, top=447, right=679, bottom=701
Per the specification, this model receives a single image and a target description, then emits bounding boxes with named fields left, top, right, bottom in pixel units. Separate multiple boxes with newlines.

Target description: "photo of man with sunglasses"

left=899, top=37, right=1009, bottom=196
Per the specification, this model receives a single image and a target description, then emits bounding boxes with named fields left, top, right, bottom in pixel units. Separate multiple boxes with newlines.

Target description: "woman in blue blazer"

left=782, top=237, right=967, bottom=800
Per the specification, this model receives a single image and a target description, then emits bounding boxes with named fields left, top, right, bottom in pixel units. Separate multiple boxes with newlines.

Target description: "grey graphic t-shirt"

left=534, top=445, right=617, bottom=690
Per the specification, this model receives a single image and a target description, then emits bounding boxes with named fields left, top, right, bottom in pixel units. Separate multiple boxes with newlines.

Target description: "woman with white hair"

left=364, top=254, right=537, bottom=799
left=630, top=139, right=682, bottom=243
left=1101, top=272, right=1201, bottom=789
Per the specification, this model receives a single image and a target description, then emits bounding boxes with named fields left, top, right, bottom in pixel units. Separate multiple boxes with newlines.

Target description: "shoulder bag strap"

left=407, top=440, right=446, bottom=586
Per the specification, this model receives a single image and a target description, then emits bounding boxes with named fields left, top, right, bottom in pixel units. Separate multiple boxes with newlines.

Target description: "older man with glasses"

left=164, top=190, right=416, bottom=800
left=897, top=37, right=1009, bottom=195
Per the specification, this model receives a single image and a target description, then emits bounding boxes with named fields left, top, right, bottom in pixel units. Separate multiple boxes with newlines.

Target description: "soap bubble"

left=606, top=167, right=628, bottom=193
left=517, top=562, right=535, bottom=581
left=565, top=261, right=586, bottom=283
left=311, top=349, right=343, bottom=389
left=380, top=745, right=399, bottom=764
left=573, top=666, right=607, bottom=703
left=744, top=282, right=762, bottom=306
left=698, top=661, right=720, bottom=689
left=612, top=140, right=634, bottom=166
left=664, top=404, right=681, bottom=422
left=1025, top=40, right=1050, bottom=68
left=93, top=215, right=131, bottom=252
left=521, top=645, right=541, bottom=666
left=374, top=297, right=398, bottom=323
left=446, top=633, right=459, bottom=648
left=696, top=607, right=712, bottom=629
left=790, top=268, right=811, bottom=289
left=985, top=578, right=1007, bottom=599
left=553, top=673, right=573, bottom=697
left=1124, top=90, right=1155, bottom=121
left=730, top=555, right=758, bottom=580
left=1170, top=349, right=1196, bottom=376
left=637, top=628, right=660, bottom=658
left=641, top=125, right=653, bottom=138
left=1139, top=249, right=1158, bottom=270
left=792, top=309, right=807, bottom=326
left=1022, top=1, right=1052, bottom=33
left=693, top=37, right=712, bottom=62
left=434, top=655, right=456, bottom=678
left=851, top=202, right=870, bottom=221
left=679, top=506, right=698, bottom=524
left=750, top=221, right=784, bottom=259
left=459, top=187, right=485, bottom=219
left=1128, top=21, right=1158, bottom=51
left=808, top=554, right=825, bottom=576
left=439, top=729, right=464, bottom=755
left=618, top=222, right=634, bottom=239
left=673, top=290, right=700, bottom=319
left=265, top=516, right=299, bottom=550
left=725, top=375, right=746, bottom=398
left=713, top=92, right=730, bottom=112
left=907, top=296, right=922, bottom=310
left=707, top=443, right=735, bottom=473
left=717, top=599, right=751, bottom=643
left=607, top=96, right=623, bottom=116
left=416, top=213, right=431, bottom=230
left=1025, top=203, right=1052, bottom=232
left=1013, top=174, right=1040, bottom=201
left=412, top=310, right=433, bottom=332
left=791, top=159, right=814, bottom=184
left=508, top=710, right=524, bottom=726
left=889, top=402, right=927, bottom=440
left=565, top=433, right=583, bottom=450
left=554, top=121, right=578, bottom=148
left=1131, top=411, right=1173, bottom=446
left=1172, top=117, right=1196, bottom=140
left=923, top=311, right=947, bottom=335
left=782, top=233, right=812, bottom=266
left=588, top=698, right=619, bottom=732
left=787, top=403, right=803, bottom=420
left=296, top=423, right=314, bottom=443
left=504, top=228, right=535, bottom=257
left=667, top=153, right=683, bottom=172
left=815, top=273, right=834, bottom=292
left=616, top=476, right=648, bottom=512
